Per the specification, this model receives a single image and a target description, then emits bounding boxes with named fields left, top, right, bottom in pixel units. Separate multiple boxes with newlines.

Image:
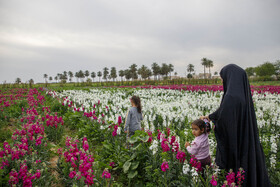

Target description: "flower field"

left=0, top=86, right=279, bottom=186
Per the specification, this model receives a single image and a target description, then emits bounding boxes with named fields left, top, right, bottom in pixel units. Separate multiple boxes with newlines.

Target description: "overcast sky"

left=0, top=0, right=279, bottom=83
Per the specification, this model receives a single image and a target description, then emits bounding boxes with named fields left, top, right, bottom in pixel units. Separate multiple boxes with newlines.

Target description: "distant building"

left=170, top=76, right=180, bottom=80
left=198, top=73, right=211, bottom=79
left=192, top=74, right=199, bottom=79
left=212, top=75, right=221, bottom=79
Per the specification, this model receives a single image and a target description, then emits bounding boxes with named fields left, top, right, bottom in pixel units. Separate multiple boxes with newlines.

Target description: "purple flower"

left=69, top=170, right=76, bottom=179
left=102, top=169, right=111, bottom=179
left=161, top=161, right=169, bottom=172
left=176, top=151, right=186, bottom=163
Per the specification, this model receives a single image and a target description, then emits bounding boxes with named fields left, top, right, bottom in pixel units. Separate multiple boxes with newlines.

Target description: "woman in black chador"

left=202, top=64, right=271, bottom=186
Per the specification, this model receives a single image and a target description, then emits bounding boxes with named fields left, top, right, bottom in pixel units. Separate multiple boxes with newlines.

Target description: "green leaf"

left=144, top=165, right=152, bottom=170
left=128, top=137, right=138, bottom=144
left=128, top=153, right=137, bottom=161
left=128, top=170, right=138, bottom=179
left=123, top=161, right=131, bottom=173
left=103, top=143, right=111, bottom=150
left=131, top=143, right=141, bottom=151
left=131, top=161, right=139, bottom=170
left=138, top=135, right=149, bottom=142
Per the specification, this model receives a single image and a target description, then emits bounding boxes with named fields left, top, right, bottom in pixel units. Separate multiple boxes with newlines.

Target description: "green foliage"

left=63, top=111, right=81, bottom=130
left=245, top=67, right=255, bottom=76
left=255, top=62, right=276, bottom=76
left=0, top=128, right=12, bottom=143
left=187, top=73, right=193, bottom=78
left=44, top=124, right=64, bottom=144
left=49, top=100, right=68, bottom=115
left=275, top=60, right=280, bottom=75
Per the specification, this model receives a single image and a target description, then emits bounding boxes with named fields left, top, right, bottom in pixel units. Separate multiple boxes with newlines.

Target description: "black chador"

left=209, top=64, right=271, bottom=187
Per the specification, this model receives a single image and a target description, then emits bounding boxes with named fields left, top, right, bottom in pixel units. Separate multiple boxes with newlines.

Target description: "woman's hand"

left=185, top=141, right=190, bottom=148
left=124, top=131, right=128, bottom=133
left=200, top=116, right=210, bottom=121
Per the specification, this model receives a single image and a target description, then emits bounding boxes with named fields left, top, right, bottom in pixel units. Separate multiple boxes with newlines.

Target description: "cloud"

left=0, top=0, right=279, bottom=83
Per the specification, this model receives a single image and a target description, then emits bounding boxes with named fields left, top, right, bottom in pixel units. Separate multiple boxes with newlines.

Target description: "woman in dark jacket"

left=202, top=64, right=271, bottom=187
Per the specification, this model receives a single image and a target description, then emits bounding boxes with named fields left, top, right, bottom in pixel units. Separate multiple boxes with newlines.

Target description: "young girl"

left=185, top=119, right=211, bottom=171
left=124, top=96, right=143, bottom=137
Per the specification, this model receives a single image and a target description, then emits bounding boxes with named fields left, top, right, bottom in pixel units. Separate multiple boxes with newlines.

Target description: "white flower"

left=149, top=140, right=158, bottom=155
left=117, top=127, right=121, bottom=135
left=183, top=162, right=190, bottom=174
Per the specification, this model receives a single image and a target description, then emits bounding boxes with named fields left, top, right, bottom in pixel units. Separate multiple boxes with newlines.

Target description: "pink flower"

left=148, top=136, right=153, bottom=143
left=176, top=151, right=186, bottom=163
left=35, top=160, right=41, bottom=164
left=9, top=170, right=19, bottom=185
left=171, top=141, right=179, bottom=152
left=69, top=170, right=76, bottom=179
left=170, top=136, right=176, bottom=145
left=109, top=162, right=115, bottom=168
left=236, top=168, right=245, bottom=186
left=118, top=116, right=122, bottom=124
left=210, top=175, right=218, bottom=186
left=161, top=161, right=169, bottom=172
left=112, top=130, right=117, bottom=136
left=85, top=174, right=95, bottom=185
left=166, top=128, right=170, bottom=137
left=83, top=138, right=89, bottom=152
left=161, top=139, right=170, bottom=152
left=102, top=169, right=111, bottom=179
left=35, top=170, right=41, bottom=179
left=157, top=130, right=162, bottom=140
left=57, top=148, right=63, bottom=155
left=189, top=156, right=202, bottom=172
left=146, top=130, right=153, bottom=143
left=222, top=169, right=235, bottom=186
left=35, top=136, right=43, bottom=146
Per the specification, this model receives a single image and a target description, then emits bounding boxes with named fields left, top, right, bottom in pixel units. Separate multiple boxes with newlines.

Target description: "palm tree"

left=160, top=63, right=170, bottom=78
left=91, top=72, right=96, bottom=82
left=63, top=71, right=68, bottom=77
left=43, top=74, right=48, bottom=83
left=124, top=69, right=131, bottom=81
left=29, top=79, right=34, bottom=87
left=201, top=58, right=208, bottom=79
left=97, top=71, right=102, bottom=82
left=56, top=73, right=61, bottom=82
left=15, top=77, right=21, bottom=84
left=68, top=71, right=74, bottom=82
left=187, top=64, right=194, bottom=73
left=103, top=67, right=109, bottom=81
left=207, top=59, right=214, bottom=76
left=108, top=75, right=112, bottom=82
left=57, top=73, right=62, bottom=82
left=151, top=62, right=160, bottom=80
left=49, top=76, right=53, bottom=82
left=61, top=74, right=67, bottom=83
left=168, top=64, right=174, bottom=78
left=75, top=72, right=79, bottom=83
left=110, top=67, right=117, bottom=81
left=78, top=70, right=85, bottom=82
left=138, top=65, right=151, bottom=80
left=55, top=76, right=58, bottom=83
left=129, top=64, right=138, bottom=80
left=85, top=70, right=90, bottom=79
left=119, top=70, right=125, bottom=81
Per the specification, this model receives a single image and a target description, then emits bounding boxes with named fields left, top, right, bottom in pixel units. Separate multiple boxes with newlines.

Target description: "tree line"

left=42, top=63, right=174, bottom=84
left=245, top=60, right=280, bottom=78
left=12, top=58, right=216, bottom=84
left=41, top=59, right=215, bottom=84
